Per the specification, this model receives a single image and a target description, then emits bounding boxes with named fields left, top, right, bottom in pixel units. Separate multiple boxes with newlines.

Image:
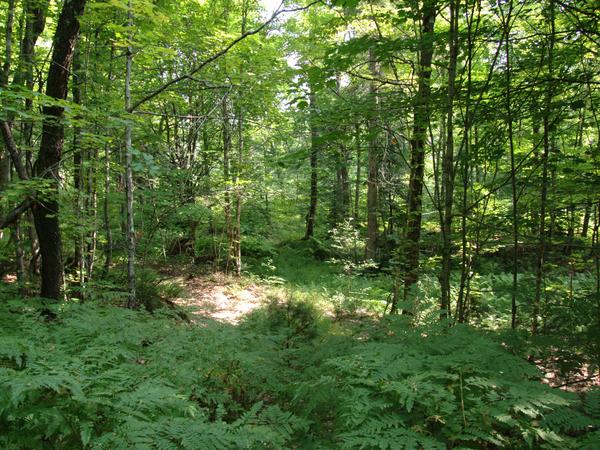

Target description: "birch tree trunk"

left=125, top=0, right=136, bottom=306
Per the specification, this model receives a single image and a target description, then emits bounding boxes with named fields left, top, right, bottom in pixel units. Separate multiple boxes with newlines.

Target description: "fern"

left=0, top=299, right=304, bottom=449
left=0, top=296, right=597, bottom=449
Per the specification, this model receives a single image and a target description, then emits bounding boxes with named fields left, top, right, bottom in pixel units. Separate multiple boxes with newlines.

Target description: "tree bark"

left=391, top=0, right=436, bottom=314
left=72, top=47, right=85, bottom=288
left=457, top=0, right=480, bottom=323
left=103, top=143, right=113, bottom=274
left=304, top=88, right=318, bottom=239
left=222, top=95, right=233, bottom=270
left=533, top=0, right=555, bottom=335
left=32, top=0, right=87, bottom=299
left=439, top=0, right=459, bottom=320
left=234, top=102, right=243, bottom=276
left=582, top=203, right=591, bottom=237
left=365, top=47, right=379, bottom=260
left=353, top=123, right=361, bottom=223
left=1, top=0, right=15, bottom=86
left=124, top=0, right=136, bottom=306
left=503, top=0, right=519, bottom=329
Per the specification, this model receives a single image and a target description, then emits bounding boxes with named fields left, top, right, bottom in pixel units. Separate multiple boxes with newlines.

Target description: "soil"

left=170, top=271, right=264, bottom=324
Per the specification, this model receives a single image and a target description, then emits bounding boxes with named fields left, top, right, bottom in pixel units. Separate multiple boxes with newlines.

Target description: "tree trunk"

left=0, top=0, right=16, bottom=257
left=391, top=0, right=436, bottom=314
left=503, top=0, right=519, bottom=329
left=103, top=143, right=113, bottom=274
left=304, top=88, right=318, bottom=239
left=365, top=47, right=379, bottom=260
left=234, top=103, right=243, bottom=276
left=582, top=203, right=591, bottom=237
left=533, top=0, right=555, bottom=334
left=72, top=48, right=86, bottom=288
left=20, top=2, right=48, bottom=277
left=439, top=0, right=459, bottom=320
left=341, top=145, right=350, bottom=219
left=594, top=203, right=600, bottom=331
left=1, top=0, right=15, bottom=87
left=32, top=0, right=87, bottom=299
left=124, top=0, right=136, bottom=305
left=86, top=145, right=98, bottom=279
left=457, top=0, right=480, bottom=323
left=222, top=95, right=233, bottom=271
left=353, top=123, right=361, bottom=223
left=13, top=221, right=25, bottom=291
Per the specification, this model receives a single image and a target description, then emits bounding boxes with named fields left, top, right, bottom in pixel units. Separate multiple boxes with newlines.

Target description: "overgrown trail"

left=164, top=241, right=344, bottom=324
left=174, top=273, right=264, bottom=324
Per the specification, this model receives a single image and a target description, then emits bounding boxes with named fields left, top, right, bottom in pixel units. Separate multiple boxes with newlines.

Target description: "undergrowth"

left=1, top=292, right=599, bottom=449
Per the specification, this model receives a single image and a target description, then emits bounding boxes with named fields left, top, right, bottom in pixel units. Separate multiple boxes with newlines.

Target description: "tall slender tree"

left=391, top=0, right=436, bottom=314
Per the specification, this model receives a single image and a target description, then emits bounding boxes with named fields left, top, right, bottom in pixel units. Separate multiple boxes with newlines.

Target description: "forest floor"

left=156, top=247, right=600, bottom=394
left=173, top=272, right=264, bottom=324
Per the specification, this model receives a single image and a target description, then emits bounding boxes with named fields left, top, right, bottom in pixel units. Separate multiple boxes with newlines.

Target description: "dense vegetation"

left=1, top=0, right=599, bottom=448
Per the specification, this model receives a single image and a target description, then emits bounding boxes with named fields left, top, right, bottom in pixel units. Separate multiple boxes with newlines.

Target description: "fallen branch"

left=554, top=374, right=599, bottom=389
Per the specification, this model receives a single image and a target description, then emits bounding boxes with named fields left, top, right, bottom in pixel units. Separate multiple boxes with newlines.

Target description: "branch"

left=129, top=1, right=321, bottom=112
left=554, top=374, right=599, bottom=389
left=0, top=197, right=34, bottom=229
left=0, top=120, right=29, bottom=180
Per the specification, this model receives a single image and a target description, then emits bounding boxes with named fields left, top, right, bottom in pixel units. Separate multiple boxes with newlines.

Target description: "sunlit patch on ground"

left=1, top=274, right=17, bottom=284
left=174, top=273, right=264, bottom=324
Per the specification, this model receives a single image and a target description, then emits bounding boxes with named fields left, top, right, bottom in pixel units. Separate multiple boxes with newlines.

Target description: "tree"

left=391, top=0, right=436, bottom=314
left=1, top=0, right=87, bottom=299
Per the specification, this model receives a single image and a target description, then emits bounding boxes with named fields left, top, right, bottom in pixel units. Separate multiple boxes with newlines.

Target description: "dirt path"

left=172, top=272, right=265, bottom=324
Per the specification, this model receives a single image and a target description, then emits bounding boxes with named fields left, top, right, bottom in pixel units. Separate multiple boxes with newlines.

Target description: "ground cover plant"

left=1, top=286, right=599, bottom=449
left=1, top=0, right=600, bottom=447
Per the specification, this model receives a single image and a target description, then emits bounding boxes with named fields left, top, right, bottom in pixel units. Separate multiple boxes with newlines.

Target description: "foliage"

left=1, top=295, right=598, bottom=449
left=1, top=0, right=599, bottom=448
left=0, top=298, right=306, bottom=449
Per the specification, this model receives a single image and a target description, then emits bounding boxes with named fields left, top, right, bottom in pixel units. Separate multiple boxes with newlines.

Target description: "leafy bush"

left=240, top=236, right=276, bottom=259
left=136, top=268, right=184, bottom=311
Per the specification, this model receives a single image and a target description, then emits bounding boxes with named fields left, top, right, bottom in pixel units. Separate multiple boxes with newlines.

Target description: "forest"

left=0, top=0, right=599, bottom=448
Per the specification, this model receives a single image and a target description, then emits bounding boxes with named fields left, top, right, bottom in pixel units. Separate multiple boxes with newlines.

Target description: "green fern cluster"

left=0, top=298, right=305, bottom=449
left=1, top=295, right=598, bottom=449
left=290, top=322, right=598, bottom=449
